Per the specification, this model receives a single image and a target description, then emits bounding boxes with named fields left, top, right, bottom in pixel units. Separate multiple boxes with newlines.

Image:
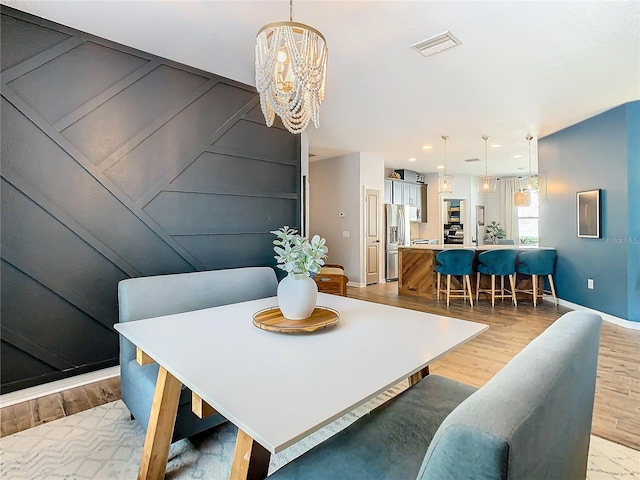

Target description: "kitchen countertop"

left=403, top=244, right=551, bottom=250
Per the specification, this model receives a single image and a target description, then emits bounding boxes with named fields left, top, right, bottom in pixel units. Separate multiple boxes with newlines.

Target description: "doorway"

left=365, top=189, right=380, bottom=285
left=441, top=198, right=470, bottom=245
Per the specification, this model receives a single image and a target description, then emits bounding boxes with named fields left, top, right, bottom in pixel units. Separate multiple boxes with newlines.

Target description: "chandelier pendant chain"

left=527, top=134, right=532, bottom=176
left=443, top=135, right=448, bottom=175
left=289, top=0, right=293, bottom=22
left=483, top=136, right=489, bottom=178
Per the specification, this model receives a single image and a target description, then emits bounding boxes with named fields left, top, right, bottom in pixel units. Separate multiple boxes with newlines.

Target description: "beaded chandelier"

left=255, top=0, right=328, bottom=134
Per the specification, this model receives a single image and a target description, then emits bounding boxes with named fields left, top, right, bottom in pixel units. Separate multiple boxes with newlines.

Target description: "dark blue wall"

left=626, top=102, right=640, bottom=321
left=0, top=7, right=301, bottom=393
left=539, top=101, right=639, bottom=321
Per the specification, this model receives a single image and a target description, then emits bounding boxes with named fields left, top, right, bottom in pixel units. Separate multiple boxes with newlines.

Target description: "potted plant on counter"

left=484, top=221, right=506, bottom=245
left=271, top=226, right=328, bottom=319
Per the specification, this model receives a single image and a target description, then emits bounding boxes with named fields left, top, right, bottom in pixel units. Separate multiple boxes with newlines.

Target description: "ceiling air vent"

left=411, top=31, right=461, bottom=57
left=464, top=158, right=481, bottom=163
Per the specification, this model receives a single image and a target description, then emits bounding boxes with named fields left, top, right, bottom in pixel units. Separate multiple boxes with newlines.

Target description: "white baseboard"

left=548, top=297, right=640, bottom=330
left=347, top=281, right=366, bottom=288
left=0, top=366, right=120, bottom=408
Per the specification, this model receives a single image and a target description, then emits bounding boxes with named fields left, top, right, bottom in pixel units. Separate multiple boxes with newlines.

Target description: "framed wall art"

left=577, top=189, right=601, bottom=238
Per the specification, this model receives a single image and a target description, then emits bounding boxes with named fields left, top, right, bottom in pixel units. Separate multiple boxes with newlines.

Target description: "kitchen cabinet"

left=384, top=179, right=393, bottom=203
left=385, top=179, right=426, bottom=218
left=404, top=183, right=419, bottom=206
left=392, top=180, right=404, bottom=205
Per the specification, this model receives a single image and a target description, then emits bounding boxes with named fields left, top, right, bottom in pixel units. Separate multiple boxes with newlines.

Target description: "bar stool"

left=515, top=250, right=558, bottom=306
left=435, top=249, right=475, bottom=307
left=476, top=249, right=519, bottom=307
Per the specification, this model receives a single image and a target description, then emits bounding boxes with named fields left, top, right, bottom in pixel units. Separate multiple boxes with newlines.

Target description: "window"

left=518, top=190, right=539, bottom=245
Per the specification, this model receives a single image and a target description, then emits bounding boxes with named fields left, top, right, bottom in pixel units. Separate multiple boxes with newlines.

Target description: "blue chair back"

left=516, top=250, right=557, bottom=275
left=435, top=249, right=475, bottom=276
left=477, top=249, right=519, bottom=276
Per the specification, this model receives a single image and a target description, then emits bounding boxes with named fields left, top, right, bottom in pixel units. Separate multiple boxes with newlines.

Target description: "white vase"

left=277, top=273, right=318, bottom=320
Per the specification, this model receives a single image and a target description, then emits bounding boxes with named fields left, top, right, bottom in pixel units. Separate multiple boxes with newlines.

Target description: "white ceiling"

left=6, top=0, right=639, bottom=176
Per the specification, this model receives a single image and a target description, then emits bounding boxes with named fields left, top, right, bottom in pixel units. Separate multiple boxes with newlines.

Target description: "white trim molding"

left=0, top=366, right=120, bottom=408
left=549, top=297, right=640, bottom=330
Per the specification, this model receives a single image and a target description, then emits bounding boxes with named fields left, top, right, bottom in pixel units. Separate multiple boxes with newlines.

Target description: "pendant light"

left=514, top=134, right=541, bottom=206
left=522, top=134, right=540, bottom=192
left=477, top=136, right=498, bottom=194
left=438, top=135, right=454, bottom=194
left=255, top=0, right=328, bottom=134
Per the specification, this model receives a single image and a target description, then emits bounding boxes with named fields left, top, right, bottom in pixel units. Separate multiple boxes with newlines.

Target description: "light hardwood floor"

left=2, top=283, right=639, bottom=452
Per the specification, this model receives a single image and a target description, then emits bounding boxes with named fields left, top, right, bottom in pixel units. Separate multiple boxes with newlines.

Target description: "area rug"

left=1, top=380, right=638, bottom=480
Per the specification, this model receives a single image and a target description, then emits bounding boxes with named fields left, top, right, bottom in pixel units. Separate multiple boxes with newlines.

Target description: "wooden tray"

left=253, top=306, right=340, bottom=334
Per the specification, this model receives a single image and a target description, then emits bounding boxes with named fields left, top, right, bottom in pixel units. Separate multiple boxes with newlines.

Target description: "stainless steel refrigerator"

left=385, top=204, right=411, bottom=281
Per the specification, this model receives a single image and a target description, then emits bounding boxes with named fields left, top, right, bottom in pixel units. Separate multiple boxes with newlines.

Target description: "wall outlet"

left=343, top=231, right=350, bottom=238
left=587, top=278, right=594, bottom=289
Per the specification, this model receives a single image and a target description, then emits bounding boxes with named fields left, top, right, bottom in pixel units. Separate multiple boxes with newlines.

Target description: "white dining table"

left=114, top=293, right=488, bottom=480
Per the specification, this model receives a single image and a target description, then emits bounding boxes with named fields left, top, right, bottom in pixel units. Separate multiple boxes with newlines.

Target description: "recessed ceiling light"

left=437, top=165, right=445, bottom=169
left=409, top=157, right=417, bottom=162
left=422, top=145, right=432, bottom=150
left=491, top=144, right=501, bottom=148
left=513, top=155, right=524, bottom=159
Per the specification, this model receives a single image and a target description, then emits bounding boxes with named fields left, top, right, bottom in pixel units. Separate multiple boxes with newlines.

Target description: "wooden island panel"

left=398, top=245, right=547, bottom=301
left=398, top=248, right=438, bottom=298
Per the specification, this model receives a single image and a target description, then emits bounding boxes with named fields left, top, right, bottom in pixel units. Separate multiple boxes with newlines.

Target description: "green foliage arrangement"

left=271, top=226, right=328, bottom=276
left=484, top=221, right=506, bottom=244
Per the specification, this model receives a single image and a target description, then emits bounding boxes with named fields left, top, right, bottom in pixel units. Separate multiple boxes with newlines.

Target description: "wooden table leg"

left=409, top=366, right=431, bottom=386
left=230, top=428, right=271, bottom=480
left=138, top=366, right=182, bottom=480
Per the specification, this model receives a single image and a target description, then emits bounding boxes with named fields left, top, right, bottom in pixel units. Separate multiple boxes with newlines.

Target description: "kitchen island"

left=399, top=244, right=552, bottom=300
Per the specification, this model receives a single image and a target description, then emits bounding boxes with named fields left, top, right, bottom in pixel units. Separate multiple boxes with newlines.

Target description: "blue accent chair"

left=267, top=311, right=602, bottom=480
left=516, top=249, right=558, bottom=306
left=117, top=266, right=278, bottom=442
left=476, top=249, right=519, bottom=306
left=435, top=249, right=475, bottom=306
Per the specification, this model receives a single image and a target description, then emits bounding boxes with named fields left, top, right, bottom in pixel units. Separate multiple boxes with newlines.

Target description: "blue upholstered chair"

left=435, top=249, right=475, bottom=307
left=117, top=266, right=278, bottom=442
left=476, top=249, right=519, bottom=306
left=516, top=249, right=558, bottom=306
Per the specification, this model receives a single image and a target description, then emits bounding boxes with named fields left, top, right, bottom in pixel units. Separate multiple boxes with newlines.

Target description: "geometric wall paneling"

left=0, top=6, right=300, bottom=393
left=0, top=98, right=195, bottom=278
left=143, top=192, right=297, bottom=235
left=61, top=65, right=209, bottom=166
left=242, top=102, right=271, bottom=124
left=104, top=82, right=256, bottom=202
left=0, top=180, right=128, bottom=327
left=0, top=339, right=59, bottom=391
left=0, top=260, right=118, bottom=371
left=171, top=152, right=298, bottom=197
left=213, top=118, right=300, bottom=164
left=173, top=233, right=278, bottom=271
left=7, top=42, right=149, bottom=124
left=0, top=12, right=71, bottom=72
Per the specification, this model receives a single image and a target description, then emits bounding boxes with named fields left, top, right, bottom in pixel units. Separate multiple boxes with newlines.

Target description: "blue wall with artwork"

left=539, top=101, right=639, bottom=322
